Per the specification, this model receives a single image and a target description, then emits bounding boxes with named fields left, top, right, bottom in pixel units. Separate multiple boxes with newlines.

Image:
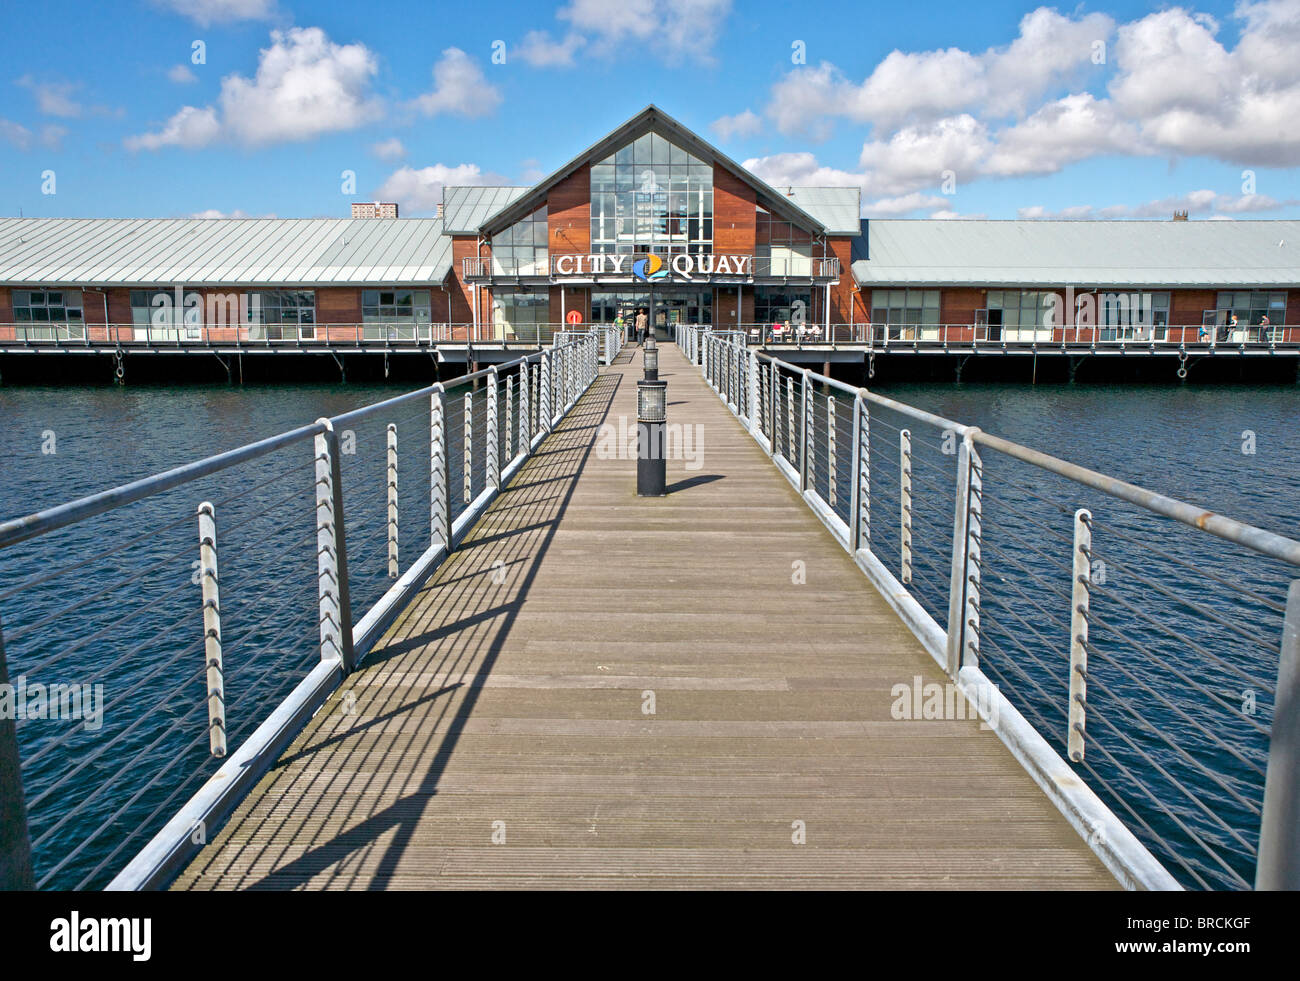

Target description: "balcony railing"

left=736, top=322, right=1300, bottom=348
left=462, top=255, right=841, bottom=281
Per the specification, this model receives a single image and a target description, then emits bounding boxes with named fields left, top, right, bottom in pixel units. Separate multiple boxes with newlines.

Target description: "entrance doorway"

left=591, top=290, right=712, bottom=340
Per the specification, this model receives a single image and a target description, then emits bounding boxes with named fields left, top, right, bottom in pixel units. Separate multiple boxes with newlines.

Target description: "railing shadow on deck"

left=177, top=373, right=623, bottom=889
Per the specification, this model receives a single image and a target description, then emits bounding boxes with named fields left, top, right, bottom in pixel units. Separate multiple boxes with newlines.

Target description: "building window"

left=1098, top=291, right=1170, bottom=339
left=245, top=290, right=316, bottom=340
left=129, top=289, right=203, bottom=339
left=590, top=131, right=712, bottom=256
left=491, top=290, right=548, bottom=340
left=754, top=287, right=812, bottom=326
left=756, top=208, right=813, bottom=276
left=491, top=206, right=548, bottom=276
left=984, top=290, right=1053, bottom=340
left=871, top=289, right=940, bottom=338
left=362, top=289, right=432, bottom=339
left=13, top=289, right=85, bottom=339
left=1215, top=291, right=1286, bottom=325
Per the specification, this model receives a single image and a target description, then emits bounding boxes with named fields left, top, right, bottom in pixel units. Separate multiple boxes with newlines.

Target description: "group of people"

left=1196, top=313, right=1273, bottom=343
left=614, top=309, right=652, bottom=344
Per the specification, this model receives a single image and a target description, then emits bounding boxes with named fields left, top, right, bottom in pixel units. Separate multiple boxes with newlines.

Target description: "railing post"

left=0, top=612, right=35, bottom=889
left=785, top=374, right=795, bottom=464
left=748, top=349, right=760, bottom=431
left=505, top=374, right=514, bottom=460
left=540, top=353, right=552, bottom=432
left=800, top=371, right=813, bottom=491
left=519, top=363, right=531, bottom=453
left=463, top=392, right=474, bottom=502
left=386, top=424, right=399, bottom=576
left=1069, top=508, right=1092, bottom=762
left=197, top=502, right=226, bottom=758
left=1257, top=579, right=1300, bottom=889
left=487, top=368, right=500, bottom=490
left=314, top=419, right=355, bottom=671
left=900, top=429, right=913, bottom=584
left=827, top=395, right=837, bottom=510
left=850, top=395, right=870, bottom=552
left=430, top=389, right=450, bottom=550
left=944, top=430, right=983, bottom=677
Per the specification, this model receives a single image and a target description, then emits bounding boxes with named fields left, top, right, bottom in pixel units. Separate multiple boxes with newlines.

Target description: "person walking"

left=635, top=308, right=648, bottom=345
left=1258, top=313, right=1271, bottom=343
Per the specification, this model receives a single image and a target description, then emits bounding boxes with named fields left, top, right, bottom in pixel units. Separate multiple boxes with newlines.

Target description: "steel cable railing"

left=0, top=332, right=602, bottom=891
left=683, top=325, right=1300, bottom=892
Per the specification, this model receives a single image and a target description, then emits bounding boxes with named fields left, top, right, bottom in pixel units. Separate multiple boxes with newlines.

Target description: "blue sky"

left=1, top=0, right=1298, bottom=221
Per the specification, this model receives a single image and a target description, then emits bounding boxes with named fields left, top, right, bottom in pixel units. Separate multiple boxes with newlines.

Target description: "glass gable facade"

left=590, top=131, right=713, bottom=257
left=491, top=205, right=548, bottom=276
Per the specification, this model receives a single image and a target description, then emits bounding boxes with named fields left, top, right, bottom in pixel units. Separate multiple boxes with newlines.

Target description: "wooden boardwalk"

left=176, top=342, right=1116, bottom=890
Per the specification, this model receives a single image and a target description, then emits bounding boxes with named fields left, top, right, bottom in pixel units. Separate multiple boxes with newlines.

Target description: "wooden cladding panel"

left=548, top=166, right=590, bottom=256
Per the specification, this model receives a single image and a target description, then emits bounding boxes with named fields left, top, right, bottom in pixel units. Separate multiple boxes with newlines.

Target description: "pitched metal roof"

left=0, top=217, right=453, bottom=286
left=780, top=187, right=861, bottom=236
left=853, top=219, right=1300, bottom=288
left=440, top=186, right=531, bottom=235
left=474, top=105, right=832, bottom=237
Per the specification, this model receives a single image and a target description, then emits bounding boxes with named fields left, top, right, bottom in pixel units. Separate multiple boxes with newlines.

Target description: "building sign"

left=551, top=253, right=755, bottom=281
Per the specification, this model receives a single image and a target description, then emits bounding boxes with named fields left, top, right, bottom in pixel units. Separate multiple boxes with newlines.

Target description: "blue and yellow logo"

left=632, top=253, right=667, bottom=282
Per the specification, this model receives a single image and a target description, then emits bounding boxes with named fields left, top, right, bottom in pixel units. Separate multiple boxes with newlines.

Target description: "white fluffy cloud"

left=751, top=1, right=1300, bottom=216
left=0, top=118, right=66, bottom=151
left=410, top=48, right=502, bottom=118
left=370, top=138, right=406, bottom=161
left=515, top=30, right=587, bottom=68
left=1018, top=189, right=1293, bottom=219
left=374, top=163, right=508, bottom=215
left=768, top=8, right=1114, bottom=135
left=152, top=0, right=278, bottom=26
left=710, top=110, right=761, bottom=141
left=125, top=27, right=380, bottom=150
left=167, top=64, right=198, bottom=84
left=557, top=0, right=732, bottom=64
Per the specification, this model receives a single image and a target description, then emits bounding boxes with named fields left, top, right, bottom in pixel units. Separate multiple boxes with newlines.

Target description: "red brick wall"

left=449, top=236, right=481, bottom=327
left=826, top=237, right=854, bottom=324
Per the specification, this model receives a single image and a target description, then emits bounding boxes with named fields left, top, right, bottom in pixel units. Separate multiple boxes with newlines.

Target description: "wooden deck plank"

left=175, top=341, right=1116, bottom=890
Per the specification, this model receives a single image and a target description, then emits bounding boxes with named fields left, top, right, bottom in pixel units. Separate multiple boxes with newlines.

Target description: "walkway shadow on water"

left=183, top=372, right=621, bottom=890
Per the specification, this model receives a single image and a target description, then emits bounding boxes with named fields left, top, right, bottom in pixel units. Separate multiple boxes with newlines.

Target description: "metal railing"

left=0, top=332, right=602, bottom=890
left=739, top=322, right=1300, bottom=349
left=461, top=255, right=841, bottom=281
left=683, top=325, right=1300, bottom=891
left=0, top=323, right=581, bottom=348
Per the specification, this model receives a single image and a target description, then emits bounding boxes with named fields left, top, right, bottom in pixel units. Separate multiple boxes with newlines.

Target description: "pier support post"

left=463, top=392, right=473, bottom=503
left=945, top=430, right=983, bottom=677
left=486, top=368, right=500, bottom=490
left=1069, top=509, right=1092, bottom=762
left=197, top=502, right=226, bottom=757
left=430, top=389, right=450, bottom=551
left=849, top=395, right=870, bottom=553
left=313, top=419, right=355, bottom=671
left=386, top=424, right=399, bottom=577
left=0, top=613, right=35, bottom=889
left=900, top=430, right=912, bottom=585
left=1257, top=580, right=1300, bottom=889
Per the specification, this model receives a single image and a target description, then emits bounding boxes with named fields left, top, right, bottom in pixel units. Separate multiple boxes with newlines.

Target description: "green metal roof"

left=440, top=186, right=531, bottom=235
left=853, top=219, right=1300, bottom=288
left=0, top=217, right=453, bottom=286
left=780, top=188, right=861, bottom=236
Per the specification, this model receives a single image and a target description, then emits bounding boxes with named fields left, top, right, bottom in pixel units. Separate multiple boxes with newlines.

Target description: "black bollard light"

left=636, top=377, right=667, bottom=497
left=643, top=339, right=658, bottom=381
